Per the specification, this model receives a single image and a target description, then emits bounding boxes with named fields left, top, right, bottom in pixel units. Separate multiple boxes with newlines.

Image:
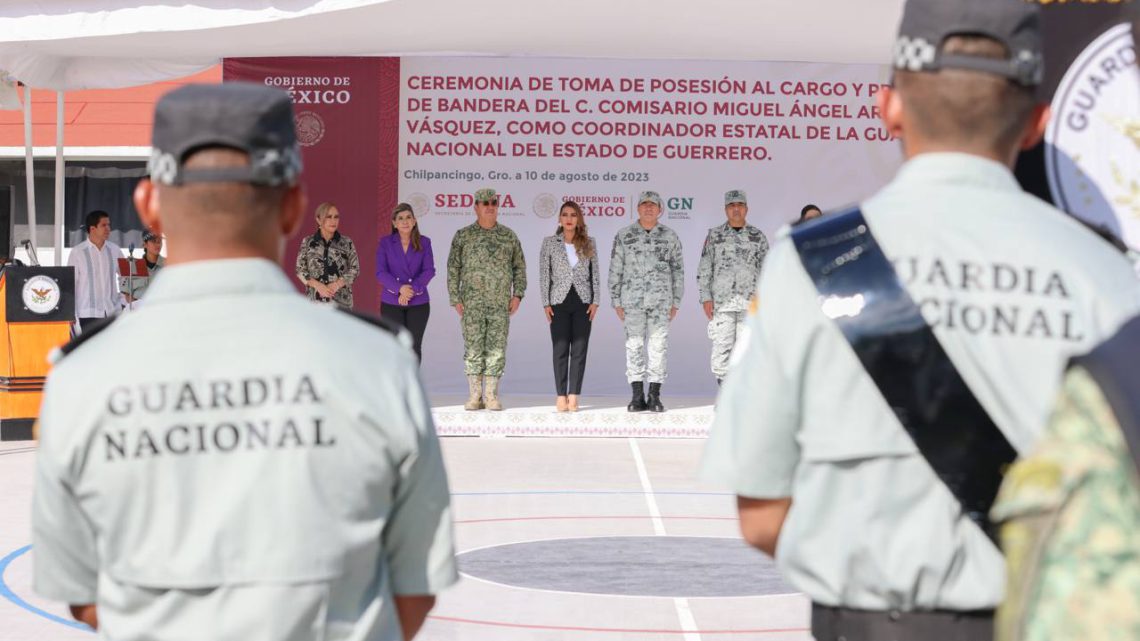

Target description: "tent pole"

left=21, top=85, right=37, bottom=262
left=54, top=91, right=64, bottom=266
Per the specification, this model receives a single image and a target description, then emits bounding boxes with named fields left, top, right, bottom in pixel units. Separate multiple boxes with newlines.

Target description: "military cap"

left=637, top=191, right=663, bottom=208
left=724, top=190, right=748, bottom=206
left=142, top=230, right=161, bottom=243
left=147, top=83, right=302, bottom=187
left=893, top=0, right=1043, bottom=87
left=474, top=188, right=498, bottom=202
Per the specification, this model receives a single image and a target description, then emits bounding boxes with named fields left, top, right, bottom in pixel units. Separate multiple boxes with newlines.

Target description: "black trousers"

left=380, top=302, right=430, bottom=361
left=550, top=287, right=592, bottom=395
left=77, top=317, right=109, bottom=334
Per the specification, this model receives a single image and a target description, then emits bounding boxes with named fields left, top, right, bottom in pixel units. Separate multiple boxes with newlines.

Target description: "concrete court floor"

left=0, top=437, right=812, bottom=641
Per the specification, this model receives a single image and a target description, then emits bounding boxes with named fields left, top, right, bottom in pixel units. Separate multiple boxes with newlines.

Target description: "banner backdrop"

left=223, top=57, right=401, bottom=313
left=398, top=57, right=901, bottom=396
left=227, top=55, right=904, bottom=397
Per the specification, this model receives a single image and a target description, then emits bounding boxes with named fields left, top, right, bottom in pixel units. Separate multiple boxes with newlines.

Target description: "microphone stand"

left=126, top=243, right=136, bottom=311
left=21, top=239, right=40, bottom=266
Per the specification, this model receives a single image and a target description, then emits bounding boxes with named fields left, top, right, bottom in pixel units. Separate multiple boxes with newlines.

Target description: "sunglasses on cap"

left=477, top=199, right=499, bottom=206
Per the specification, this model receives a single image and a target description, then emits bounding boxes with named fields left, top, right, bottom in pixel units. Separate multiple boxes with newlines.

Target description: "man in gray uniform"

left=702, top=2, right=1140, bottom=640
left=697, top=189, right=769, bottom=384
left=32, top=84, right=457, bottom=641
left=609, top=190, right=684, bottom=413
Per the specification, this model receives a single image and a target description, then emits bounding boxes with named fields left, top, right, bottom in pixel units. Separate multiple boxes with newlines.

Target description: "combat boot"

left=483, top=376, right=504, bottom=411
left=464, top=375, right=484, bottom=411
left=627, top=382, right=647, bottom=412
left=647, top=382, right=665, bottom=413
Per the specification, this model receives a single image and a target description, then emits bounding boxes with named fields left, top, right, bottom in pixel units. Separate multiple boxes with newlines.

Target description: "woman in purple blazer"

left=377, top=203, right=435, bottom=361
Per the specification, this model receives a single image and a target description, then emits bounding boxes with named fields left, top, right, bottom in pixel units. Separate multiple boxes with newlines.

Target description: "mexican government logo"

left=533, top=193, right=559, bottom=219
left=22, top=275, right=60, bottom=314
left=1046, top=23, right=1138, bottom=248
left=294, top=111, right=326, bottom=147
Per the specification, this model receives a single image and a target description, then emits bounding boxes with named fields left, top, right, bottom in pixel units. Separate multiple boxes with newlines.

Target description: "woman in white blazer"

left=539, top=201, right=600, bottom=412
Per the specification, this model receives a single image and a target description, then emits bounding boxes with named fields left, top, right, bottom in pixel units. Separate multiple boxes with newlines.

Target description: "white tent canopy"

left=0, top=0, right=905, bottom=90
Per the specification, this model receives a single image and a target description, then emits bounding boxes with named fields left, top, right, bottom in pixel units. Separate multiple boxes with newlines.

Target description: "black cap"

left=147, top=83, right=302, bottom=187
left=893, top=0, right=1044, bottom=87
left=142, top=230, right=160, bottom=243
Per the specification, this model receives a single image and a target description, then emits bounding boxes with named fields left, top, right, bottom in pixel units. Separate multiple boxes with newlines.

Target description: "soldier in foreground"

left=701, top=1, right=1140, bottom=639
left=32, top=83, right=458, bottom=641
left=609, top=190, right=684, bottom=413
left=447, top=187, right=527, bottom=411
left=697, top=189, right=768, bottom=384
left=994, top=315, right=1140, bottom=641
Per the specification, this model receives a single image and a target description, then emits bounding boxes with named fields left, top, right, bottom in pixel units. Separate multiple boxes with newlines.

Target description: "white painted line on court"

left=674, top=597, right=702, bottom=641
left=628, top=437, right=703, bottom=641
left=628, top=437, right=665, bottom=536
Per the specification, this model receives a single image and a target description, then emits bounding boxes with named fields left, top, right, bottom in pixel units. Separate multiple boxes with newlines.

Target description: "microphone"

left=128, top=242, right=135, bottom=258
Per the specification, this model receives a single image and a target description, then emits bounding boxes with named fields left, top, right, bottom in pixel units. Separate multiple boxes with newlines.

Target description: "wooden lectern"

left=0, top=266, right=75, bottom=441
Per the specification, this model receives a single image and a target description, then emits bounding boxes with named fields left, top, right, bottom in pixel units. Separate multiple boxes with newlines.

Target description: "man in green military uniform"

left=447, top=188, right=526, bottom=411
left=697, top=189, right=768, bottom=384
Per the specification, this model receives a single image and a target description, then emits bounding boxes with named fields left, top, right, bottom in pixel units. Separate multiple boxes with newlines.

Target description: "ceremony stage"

left=432, top=395, right=716, bottom=438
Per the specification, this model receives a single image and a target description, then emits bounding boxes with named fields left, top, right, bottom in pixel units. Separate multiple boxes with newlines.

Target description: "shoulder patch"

left=338, top=309, right=403, bottom=336
left=57, top=317, right=116, bottom=360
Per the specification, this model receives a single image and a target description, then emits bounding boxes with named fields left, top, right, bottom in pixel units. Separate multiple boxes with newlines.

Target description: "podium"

left=0, top=266, right=75, bottom=441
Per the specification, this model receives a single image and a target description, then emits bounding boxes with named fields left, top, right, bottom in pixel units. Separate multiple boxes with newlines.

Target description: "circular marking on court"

left=458, top=535, right=793, bottom=597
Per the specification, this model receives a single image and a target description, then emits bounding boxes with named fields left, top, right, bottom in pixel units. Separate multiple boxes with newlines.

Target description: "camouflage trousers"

left=461, top=306, right=510, bottom=377
left=708, top=310, right=747, bottom=379
left=623, top=307, right=670, bottom=384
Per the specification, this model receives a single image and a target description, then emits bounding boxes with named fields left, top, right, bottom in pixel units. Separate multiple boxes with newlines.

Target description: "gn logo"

left=667, top=197, right=694, bottom=209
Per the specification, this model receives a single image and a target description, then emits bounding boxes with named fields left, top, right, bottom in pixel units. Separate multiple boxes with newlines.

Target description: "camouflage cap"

left=637, top=191, right=663, bottom=208
left=724, top=190, right=747, bottom=206
left=142, top=230, right=161, bottom=243
left=474, top=188, right=498, bottom=202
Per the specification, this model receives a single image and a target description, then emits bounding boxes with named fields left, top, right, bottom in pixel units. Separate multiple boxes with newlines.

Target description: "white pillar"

left=53, top=91, right=64, bottom=266
left=21, top=85, right=36, bottom=258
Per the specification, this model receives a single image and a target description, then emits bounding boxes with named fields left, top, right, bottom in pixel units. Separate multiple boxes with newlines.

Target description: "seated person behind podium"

left=32, top=83, right=457, bottom=641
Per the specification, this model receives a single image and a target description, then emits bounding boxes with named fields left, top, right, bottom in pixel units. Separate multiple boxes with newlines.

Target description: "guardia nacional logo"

left=1046, top=23, right=1139, bottom=248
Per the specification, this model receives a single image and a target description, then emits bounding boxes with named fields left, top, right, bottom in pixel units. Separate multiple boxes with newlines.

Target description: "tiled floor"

left=0, top=437, right=812, bottom=640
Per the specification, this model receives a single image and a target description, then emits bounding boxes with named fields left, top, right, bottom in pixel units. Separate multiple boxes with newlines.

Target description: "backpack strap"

left=1070, top=316, right=1140, bottom=471
left=791, top=207, right=1017, bottom=542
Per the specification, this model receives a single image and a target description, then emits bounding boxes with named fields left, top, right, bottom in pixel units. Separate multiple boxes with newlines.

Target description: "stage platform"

left=431, top=394, right=715, bottom=438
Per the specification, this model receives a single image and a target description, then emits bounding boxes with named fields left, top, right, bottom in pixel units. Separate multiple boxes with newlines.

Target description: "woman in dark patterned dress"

left=295, top=202, right=360, bottom=309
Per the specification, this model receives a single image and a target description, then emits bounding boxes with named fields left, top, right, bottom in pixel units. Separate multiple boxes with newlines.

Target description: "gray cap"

left=893, top=0, right=1043, bottom=87
left=724, top=190, right=747, bottom=206
left=637, top=191, right=663, bottom=208
left=148, top=83, right=303, bottom=187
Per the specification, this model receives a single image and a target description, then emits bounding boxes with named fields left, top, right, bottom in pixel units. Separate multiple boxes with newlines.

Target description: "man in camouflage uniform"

left=447, top=187, right=526, bottom=411
left=993, top=316, right=1140, bottom=641
left=697, top=189, right=769, bottom=384
left=609, top=190, right=684, bottom=413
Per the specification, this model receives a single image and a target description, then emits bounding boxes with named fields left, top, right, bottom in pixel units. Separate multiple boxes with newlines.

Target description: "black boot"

left=627, top=382, right=647, bottom=412
left=647, top=383, right=665, bottom=413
